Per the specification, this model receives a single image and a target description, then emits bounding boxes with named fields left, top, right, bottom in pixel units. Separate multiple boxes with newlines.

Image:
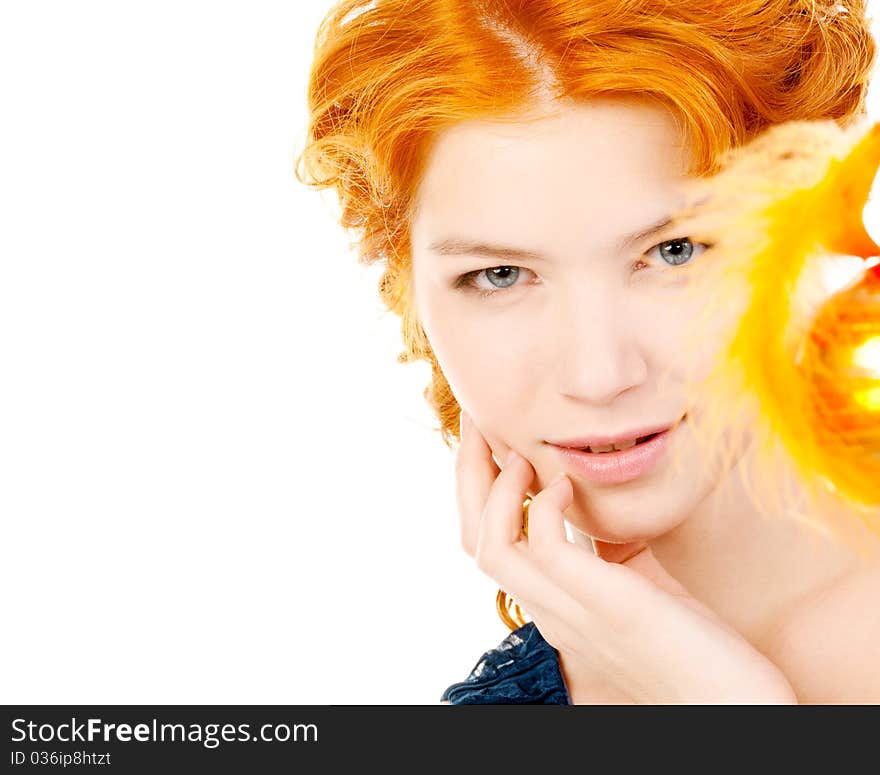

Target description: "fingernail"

left=505, top=448, right=520, bottom=467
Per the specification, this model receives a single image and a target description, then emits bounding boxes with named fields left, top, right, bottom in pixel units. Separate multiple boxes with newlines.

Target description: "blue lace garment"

left=440, top=621, right=572, bottom=704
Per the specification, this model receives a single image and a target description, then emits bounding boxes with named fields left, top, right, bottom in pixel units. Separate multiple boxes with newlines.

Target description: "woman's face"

left=409, top=97, right=739, bottom=543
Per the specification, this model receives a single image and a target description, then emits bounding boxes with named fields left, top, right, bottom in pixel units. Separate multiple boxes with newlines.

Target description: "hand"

left=455, top=410, right=798, bottom=704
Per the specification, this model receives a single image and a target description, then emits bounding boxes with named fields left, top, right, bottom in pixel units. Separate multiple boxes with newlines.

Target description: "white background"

left=1, top=1, right=878, bottom=704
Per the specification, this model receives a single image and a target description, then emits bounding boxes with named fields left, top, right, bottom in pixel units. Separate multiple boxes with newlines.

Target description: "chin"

left=564, top=480, right=694, bottom=543
left=574, top=520, right=675, bottom=545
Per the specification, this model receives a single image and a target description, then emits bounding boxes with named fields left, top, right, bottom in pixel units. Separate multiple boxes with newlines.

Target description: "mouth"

left=549, top=413, right=687, bottom=485
left=573, top=430, right=664, bottom=454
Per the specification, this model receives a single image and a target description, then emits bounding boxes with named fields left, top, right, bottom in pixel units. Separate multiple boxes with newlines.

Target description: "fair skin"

left=410, top=96, right=880, bottom=703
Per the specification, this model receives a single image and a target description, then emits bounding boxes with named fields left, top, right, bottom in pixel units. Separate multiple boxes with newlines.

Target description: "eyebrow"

left=426, top=214, right=675, bottom=261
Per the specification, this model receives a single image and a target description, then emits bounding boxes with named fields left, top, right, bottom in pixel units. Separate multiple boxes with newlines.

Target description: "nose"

left=554, top=292, right=648, bottom=406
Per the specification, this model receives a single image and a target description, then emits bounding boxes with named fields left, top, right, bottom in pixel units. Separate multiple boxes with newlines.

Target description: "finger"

left=513, top=582, right=597, bottom=658
left=524, top=476, right=620, bottom=601
left=485, top=470, right=644, bottom=648
left=491, top=542, right=588, bottom=649
left=474, top=448, right=535, bottom=568
left=588, top=539, right=696, bottom=616
left=523, top=471, right=572, bottom=560
left=454, top=410, right=499, bottom=557
left=597, top=540, right=693, bottom=599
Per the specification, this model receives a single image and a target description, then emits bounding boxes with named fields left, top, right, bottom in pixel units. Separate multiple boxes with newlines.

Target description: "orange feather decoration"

left=661, top=117, right=880, bottom=549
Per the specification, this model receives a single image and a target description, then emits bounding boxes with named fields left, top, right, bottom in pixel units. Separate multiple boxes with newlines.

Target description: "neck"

left=593, top=448, right=879, bottom=649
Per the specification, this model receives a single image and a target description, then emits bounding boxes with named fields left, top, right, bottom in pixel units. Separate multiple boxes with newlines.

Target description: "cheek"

left=647, top=294, right=723, bottom=387
left=432, top=323, right=537, bottom=414
left=416, top=296, right=541, bottom=423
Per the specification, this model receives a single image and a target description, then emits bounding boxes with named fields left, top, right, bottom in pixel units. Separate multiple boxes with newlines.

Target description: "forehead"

left=411, top=98, right=692, bottom=247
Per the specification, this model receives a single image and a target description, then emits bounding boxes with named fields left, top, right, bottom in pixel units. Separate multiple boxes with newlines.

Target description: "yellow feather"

left=659, top=118, right=880, bottom=548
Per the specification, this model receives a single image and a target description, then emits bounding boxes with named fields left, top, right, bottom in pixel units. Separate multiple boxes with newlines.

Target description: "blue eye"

left=453, top=236, right=712, bottom=299
left=453, top=265, right=534, bottom=298
left=481, top=266, right=520, bottom=288
left=647, top=237, right=710, bottom=266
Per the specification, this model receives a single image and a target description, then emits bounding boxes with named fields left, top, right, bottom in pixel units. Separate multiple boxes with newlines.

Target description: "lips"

left=548, top=415, right=686, bottom=485
left=549, top=415, right=685, bottom=451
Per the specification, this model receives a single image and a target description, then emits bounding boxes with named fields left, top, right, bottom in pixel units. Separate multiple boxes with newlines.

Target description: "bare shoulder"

left=766, top=561, right=880, bottom=703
